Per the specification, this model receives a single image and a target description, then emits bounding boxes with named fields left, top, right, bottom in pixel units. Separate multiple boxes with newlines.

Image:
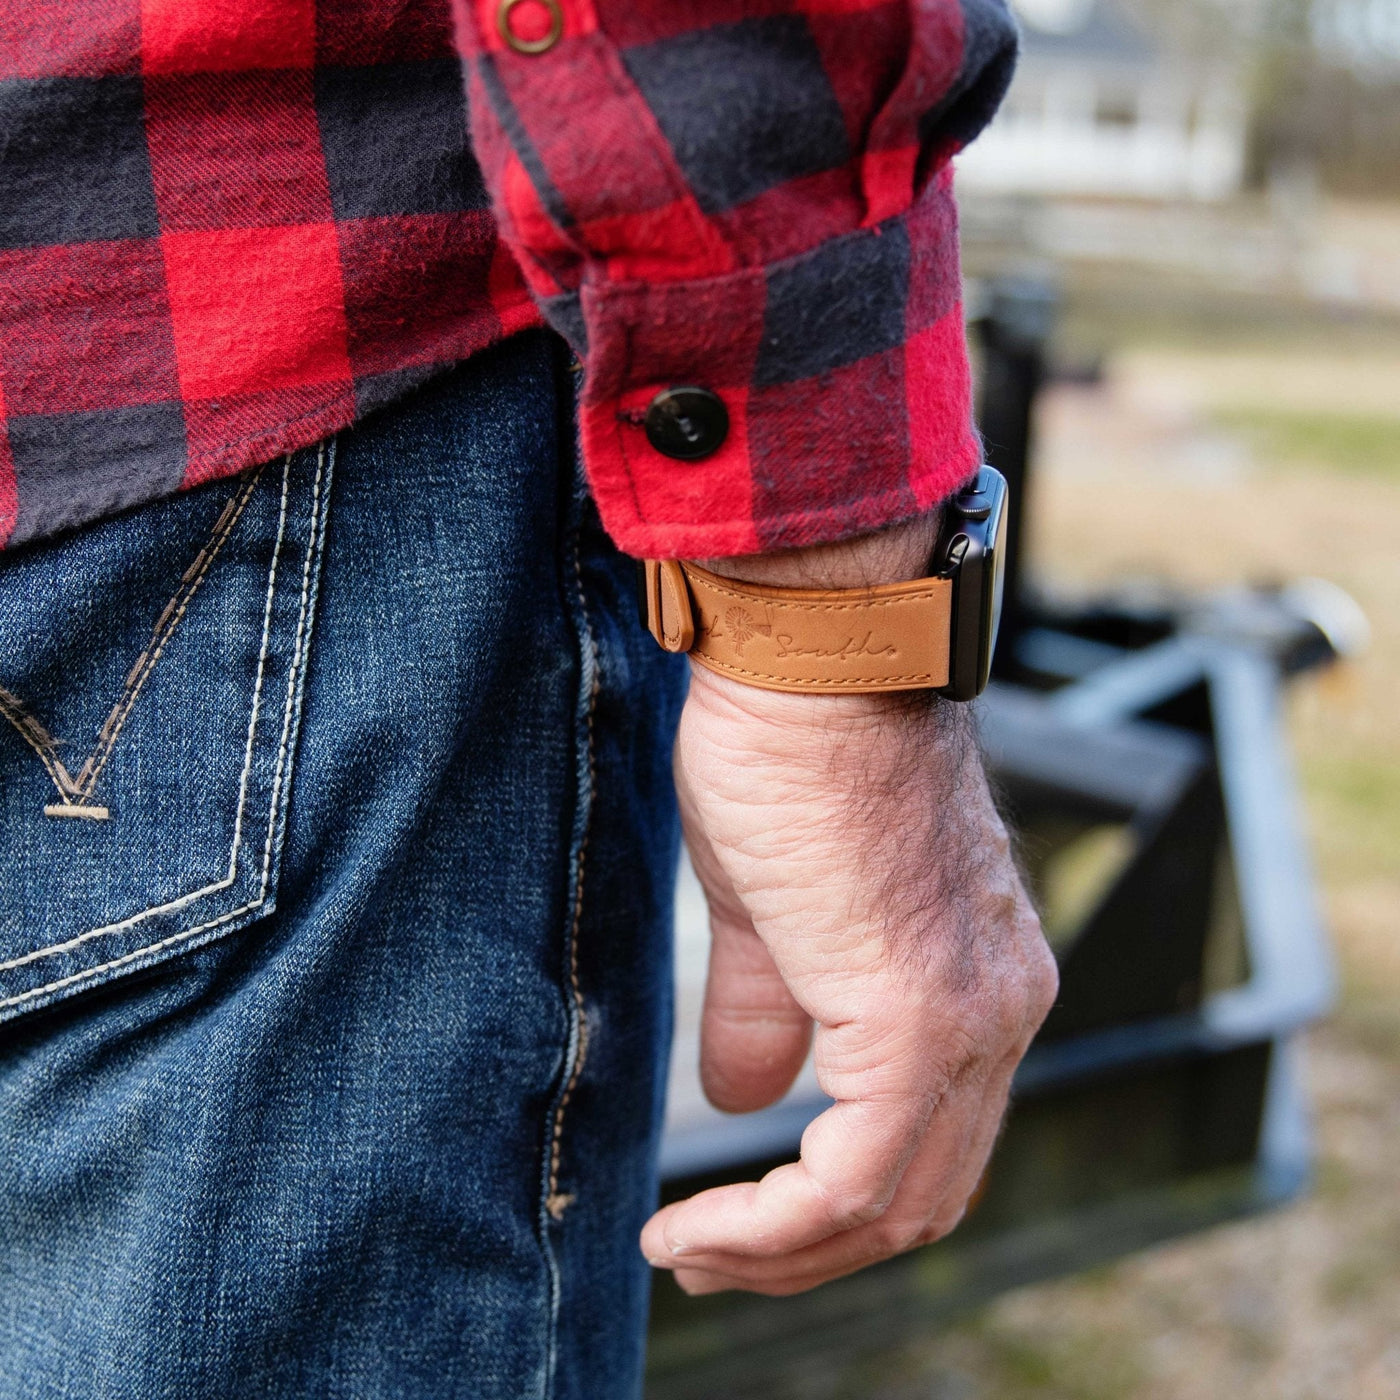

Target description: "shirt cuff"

left=569, top=171, right=981, bottom=559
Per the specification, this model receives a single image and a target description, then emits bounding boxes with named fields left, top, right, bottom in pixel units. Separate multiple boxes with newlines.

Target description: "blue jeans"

left=0, top=332, right=687, bottom=1399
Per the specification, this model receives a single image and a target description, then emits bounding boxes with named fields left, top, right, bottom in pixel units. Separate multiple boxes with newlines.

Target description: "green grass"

left=1300, top=751, right=1400, bottom=882
left=1214, top=407, right=1400, bottom=479
left=953, top=1314, right=1147, bottom=1400
left=1324, top=1247, right=1398, bottom=1307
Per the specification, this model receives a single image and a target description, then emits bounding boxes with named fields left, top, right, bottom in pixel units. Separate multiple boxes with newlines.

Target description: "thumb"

left=690, top=835, right=812, bottom=1114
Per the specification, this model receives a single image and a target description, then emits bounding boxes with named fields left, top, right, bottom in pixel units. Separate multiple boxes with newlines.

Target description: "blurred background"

left=649, top=0, right=1400, bottom=1393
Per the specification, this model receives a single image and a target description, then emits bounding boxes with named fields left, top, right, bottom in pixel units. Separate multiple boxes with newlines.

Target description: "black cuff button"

left=644, top=387, right=729, bottom=461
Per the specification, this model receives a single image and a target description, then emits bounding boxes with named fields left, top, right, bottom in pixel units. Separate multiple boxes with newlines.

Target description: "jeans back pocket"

left=0, top=447, right=332, bottom=1023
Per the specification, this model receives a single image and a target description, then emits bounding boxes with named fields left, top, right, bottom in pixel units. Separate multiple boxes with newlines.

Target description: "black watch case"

left=932, top=464, right=1009, bottom=702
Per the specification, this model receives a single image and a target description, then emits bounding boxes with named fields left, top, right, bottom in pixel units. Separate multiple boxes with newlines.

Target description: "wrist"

left=680, top=509, right=949, bottom=717
left=645, top=470, right=1004, bottom=702
left=697, top=510, right=942, bottom=592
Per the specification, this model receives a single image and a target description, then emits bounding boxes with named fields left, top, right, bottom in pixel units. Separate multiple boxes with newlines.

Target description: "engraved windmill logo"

left=724, top=606, right=771, bottom=656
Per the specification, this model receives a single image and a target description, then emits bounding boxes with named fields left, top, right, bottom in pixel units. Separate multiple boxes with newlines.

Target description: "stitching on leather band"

left=688, top=583, right=947, bottom=615
left=692, top=655, right=936, bottom=686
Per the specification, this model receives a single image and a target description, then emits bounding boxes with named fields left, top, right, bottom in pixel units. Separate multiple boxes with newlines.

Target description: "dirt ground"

left=834, top=300, right=1400, bottom=1399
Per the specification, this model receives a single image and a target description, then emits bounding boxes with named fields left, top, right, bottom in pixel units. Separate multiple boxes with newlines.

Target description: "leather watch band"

left=641, top=559, right=953, bottom=694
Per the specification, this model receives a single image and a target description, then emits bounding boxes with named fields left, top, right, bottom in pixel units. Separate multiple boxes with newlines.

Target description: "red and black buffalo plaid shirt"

left=0, top=0, right=1015, bottom=557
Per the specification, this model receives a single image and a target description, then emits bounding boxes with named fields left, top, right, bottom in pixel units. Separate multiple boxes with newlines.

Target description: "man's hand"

left=639, top=517, right=1058, bottom=1297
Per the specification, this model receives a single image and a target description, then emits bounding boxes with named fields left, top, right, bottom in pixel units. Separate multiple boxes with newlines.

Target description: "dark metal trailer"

left=645, top=279, right=1357, bottom=1397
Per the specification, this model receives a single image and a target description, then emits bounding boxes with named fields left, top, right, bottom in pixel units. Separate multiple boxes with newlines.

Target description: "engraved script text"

left=773, top=632, right=898, bottom=661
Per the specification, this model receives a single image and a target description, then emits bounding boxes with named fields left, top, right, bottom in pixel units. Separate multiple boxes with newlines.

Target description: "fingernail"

left=647, top=1256, right=673, bottom=1269
left=669, top=1241, right=698, bottom=1256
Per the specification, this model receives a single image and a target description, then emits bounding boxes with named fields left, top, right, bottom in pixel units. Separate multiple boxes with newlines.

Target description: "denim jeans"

left=0, top=331, right=688, bottom=1399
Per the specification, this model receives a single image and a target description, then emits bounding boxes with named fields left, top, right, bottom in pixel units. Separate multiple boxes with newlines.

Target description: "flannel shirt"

left=0, top=0, right=1016, bottom=557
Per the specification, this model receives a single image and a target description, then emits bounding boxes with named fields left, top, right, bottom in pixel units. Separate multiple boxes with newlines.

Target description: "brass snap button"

left=644, top=387, right=729, bottom=461
left=497, top=0, right=564, bottom=54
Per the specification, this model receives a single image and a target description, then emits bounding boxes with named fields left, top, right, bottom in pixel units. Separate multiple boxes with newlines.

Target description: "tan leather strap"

left=642, top=559, right=952, bottom=694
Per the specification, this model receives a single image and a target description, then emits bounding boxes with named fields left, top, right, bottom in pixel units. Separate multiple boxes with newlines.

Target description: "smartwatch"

left=637, top=465, right=1008, bottom=701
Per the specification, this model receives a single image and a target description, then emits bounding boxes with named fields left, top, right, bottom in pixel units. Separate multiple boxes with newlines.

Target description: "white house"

left=1312, top=0, right=1400, bottom=73
left=956, top=0, right=1249, bottom=201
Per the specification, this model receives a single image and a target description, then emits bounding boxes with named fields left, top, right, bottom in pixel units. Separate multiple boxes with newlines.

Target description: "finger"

left=680, top=768, right=815, bottom=1114
left=649, top=995, right=968, bottom=1260
left=646, top=1062, right=1000, bottom=1289
left=699, top=895, right=813, bottom=1114
left=670, top=1263, right=867, bottom=1298
left=668, top=1049, right=1020, bottom=1295
left=642, top=1088, right=934, bottom=1262
left=908, top=1046, right=1019, bottom=1246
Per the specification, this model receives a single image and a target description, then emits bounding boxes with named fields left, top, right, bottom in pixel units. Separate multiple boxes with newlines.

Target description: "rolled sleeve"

left=454, top=0, right=1018, bottom=557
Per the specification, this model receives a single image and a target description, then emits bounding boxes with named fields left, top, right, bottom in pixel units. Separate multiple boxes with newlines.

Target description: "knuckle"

left=976, top=936, right=1059, bottom=1050
left=919, top=1205, right=967, bottom=1246
left=986, top=983, right=1029, bottom=1045
left=941, top=987, right=1016, bottom=1062
left=921, top=1016, right=979, bottom=1082
left=820, top=1181, right=892, bottom=1233
left=875, top=1215, right=925, bottom=1256
left=838, top=1194, right=891, bottom=1233
left=1026, top=940, right=1060, bottom=1024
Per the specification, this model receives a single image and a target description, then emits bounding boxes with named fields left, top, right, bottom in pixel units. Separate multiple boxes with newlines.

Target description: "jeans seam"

left=539, top=434, right=599, bottom=1400
left=545, top=539, right=598, bottom=1223
left=0, top=444, right=330, bottom=1005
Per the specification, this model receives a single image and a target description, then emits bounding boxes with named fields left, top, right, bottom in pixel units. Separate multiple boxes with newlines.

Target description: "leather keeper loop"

left=643, top=559, right=695, bottom=653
